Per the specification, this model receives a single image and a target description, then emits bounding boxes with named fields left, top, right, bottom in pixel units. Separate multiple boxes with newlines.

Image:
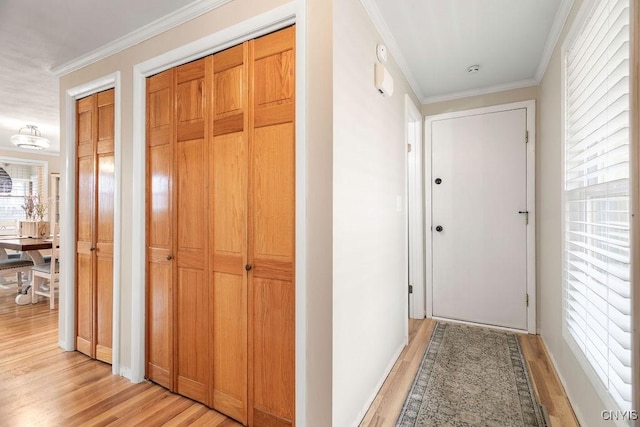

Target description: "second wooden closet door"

left=76, top=89, right=115, bottom=364
left=146, top=26, right=294, bottom=427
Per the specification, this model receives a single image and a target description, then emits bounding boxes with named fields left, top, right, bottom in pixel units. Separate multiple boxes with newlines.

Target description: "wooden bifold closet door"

left=76, top=88, right=115, bottom=364
left=145, top=26, right=295, bottom=427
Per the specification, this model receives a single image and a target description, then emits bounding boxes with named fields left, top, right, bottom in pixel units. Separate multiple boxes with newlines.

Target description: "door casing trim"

left=423, top=100, right=536, bottom=334
left=61, top=72, right=123, bottom=374
left=406, top=95, right=425, bottom=320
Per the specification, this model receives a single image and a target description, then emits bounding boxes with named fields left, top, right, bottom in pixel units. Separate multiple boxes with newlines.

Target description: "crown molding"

left=422, top=78, right=538, bottom=105
left=358, top=0, right=424, bottom=101
left=52, top=0, right=233, bottom=77
left=535, top=0, right=575, bottom=82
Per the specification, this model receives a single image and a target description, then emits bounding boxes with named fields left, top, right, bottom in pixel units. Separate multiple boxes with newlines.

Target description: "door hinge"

left=407, top=143, right=412, bottom=153
left=525, top=130, right=529, bottom=143
left=526, top=293, right=529, bottom=307
left=409, top=285, right=413, bottom=294
left=518, top=210, right=529, bottom=225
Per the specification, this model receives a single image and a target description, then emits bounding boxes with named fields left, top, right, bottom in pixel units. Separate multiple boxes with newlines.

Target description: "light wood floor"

left=0, top=287, right=240, bottom=426
left=1, top=286, right=578, bottom=426
left=360, top=318, right=580, bottom=427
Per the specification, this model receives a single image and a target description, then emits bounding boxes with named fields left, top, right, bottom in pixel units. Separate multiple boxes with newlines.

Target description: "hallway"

left=0, top=287, right=580, bottom=426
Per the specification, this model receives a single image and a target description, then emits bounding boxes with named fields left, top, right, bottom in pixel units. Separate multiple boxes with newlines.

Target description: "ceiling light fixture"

left=10, top=125, right=50, bottom=150
left=467, top=64, right=480, bottom=74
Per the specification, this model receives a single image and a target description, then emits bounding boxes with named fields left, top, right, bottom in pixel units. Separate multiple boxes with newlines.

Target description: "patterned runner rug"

left=396, top=322, right=546, bottom=427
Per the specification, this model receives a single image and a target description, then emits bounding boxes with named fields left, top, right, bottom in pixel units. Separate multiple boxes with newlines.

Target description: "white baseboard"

left=539, top=336, right=585, bottom=426
left=58, top=340, right=74, bottom=351
left=119, top=366, right=137, bottom=382
left=350, top=340, right=407, bottom=427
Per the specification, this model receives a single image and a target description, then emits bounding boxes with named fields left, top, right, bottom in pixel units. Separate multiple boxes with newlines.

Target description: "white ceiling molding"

left=534, top=0, right=576, bottom=82
left=359, top=0, right=424, bottom=101
left=52, top=0, right=233, bottom=77
left=422, top=78, right=538, bottom=105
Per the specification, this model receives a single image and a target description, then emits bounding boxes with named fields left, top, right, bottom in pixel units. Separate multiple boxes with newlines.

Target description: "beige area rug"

left=396, top=322, right=546, bottom=427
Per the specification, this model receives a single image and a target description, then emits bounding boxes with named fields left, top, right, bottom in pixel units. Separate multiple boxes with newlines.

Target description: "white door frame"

left=406, top=95, right=425, bottom=319
left=61, top=72, right=123, bottom=374
left=423, top=100, right=536, bottom=334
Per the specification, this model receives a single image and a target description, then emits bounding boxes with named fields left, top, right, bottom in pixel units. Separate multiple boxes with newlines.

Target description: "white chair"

left=31, top=226, right=59, bottom=309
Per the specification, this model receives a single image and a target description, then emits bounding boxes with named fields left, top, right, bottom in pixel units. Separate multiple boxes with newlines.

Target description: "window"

left=563, top=0, right=631, bottom=411
left=0, top=158, right=48, bottom=236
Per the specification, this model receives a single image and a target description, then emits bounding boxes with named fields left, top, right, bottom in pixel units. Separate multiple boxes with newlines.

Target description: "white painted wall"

left=537, top=0, right=613, bottom=425
left=332, top=0, right=420, bottom=425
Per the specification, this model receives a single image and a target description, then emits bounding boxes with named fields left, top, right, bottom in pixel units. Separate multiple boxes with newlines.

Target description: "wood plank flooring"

left=0, top=288, right=240, bottom=426
left=1, top=286, right=578, bottom=426
left=360, top=318, right=579, bottom=427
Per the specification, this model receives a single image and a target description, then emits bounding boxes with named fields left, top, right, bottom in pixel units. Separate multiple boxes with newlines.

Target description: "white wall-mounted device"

left=375, top=63, right=394, bottom=96
left=376, top=44, right=388, bottom=63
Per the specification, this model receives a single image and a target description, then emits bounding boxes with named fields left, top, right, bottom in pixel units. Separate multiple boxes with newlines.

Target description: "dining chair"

left=31, top=225, right=59, bottom=309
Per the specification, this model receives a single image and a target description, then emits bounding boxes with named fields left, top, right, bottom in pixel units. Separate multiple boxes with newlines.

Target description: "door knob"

left=166, top=255, right=173, bottom=260
left=435, top=225, right=443, bottom=232
left=90, top=247, right=96, bottom=251
left=245, top=264, right=252, bottom=271
left=435, top=178, right=442, bottom=185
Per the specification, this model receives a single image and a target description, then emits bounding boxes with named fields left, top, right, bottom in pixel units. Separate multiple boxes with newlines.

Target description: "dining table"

left=0, top=237, right=53, bottom=264
left=0, top=237, right=54, bottom=304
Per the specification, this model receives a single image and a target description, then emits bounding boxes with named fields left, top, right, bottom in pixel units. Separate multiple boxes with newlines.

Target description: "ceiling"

left=0, top=0, right=570, bottom=154
left=369, top=0, right=570, bottom=103
left=0, top=0, right=196, bottom=154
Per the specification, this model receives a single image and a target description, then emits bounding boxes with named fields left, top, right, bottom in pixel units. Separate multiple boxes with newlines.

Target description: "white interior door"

left=431, top=108, right=528, bottom=330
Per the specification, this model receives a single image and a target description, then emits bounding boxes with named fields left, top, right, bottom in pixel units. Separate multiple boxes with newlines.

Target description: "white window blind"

left=564, top=0, right=631, bottom=411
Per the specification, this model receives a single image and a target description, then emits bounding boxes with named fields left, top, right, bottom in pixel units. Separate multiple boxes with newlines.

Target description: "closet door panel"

left=176, top=61, right=205, bottom=142
left=95, top=89, right=114, bottom=364
left=252, top=124, right=295, bottom=266
left=96, top=153, right=114, bottom=364
left=250, top=124, right=295, bottom=426
left=175, top=137, right=209, bottom=403
left=175, top=59, right=210, bottom=405
left=95, top=251, right=113, bottom=363
left=76, top=251, right=93, bottom=356
left=249, top=26, right=295, bottom=427
left=146, top=70, right=174, bottom=388
left=211, top=44, right=249, bottom=423
left=212, top=271, right=247, bottom=422
left=76, top=95, right=95, bottom=358
left=176, top=267, right=209, bottom=402
left=252, top=278, right=295, bottom=425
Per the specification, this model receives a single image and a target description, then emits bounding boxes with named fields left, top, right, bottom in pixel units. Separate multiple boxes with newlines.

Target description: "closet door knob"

left=245, top=264, right=252, bottom=272
left=90, top=247, right=96, bottom=251
left=166, top=255, right=173, bottom=260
